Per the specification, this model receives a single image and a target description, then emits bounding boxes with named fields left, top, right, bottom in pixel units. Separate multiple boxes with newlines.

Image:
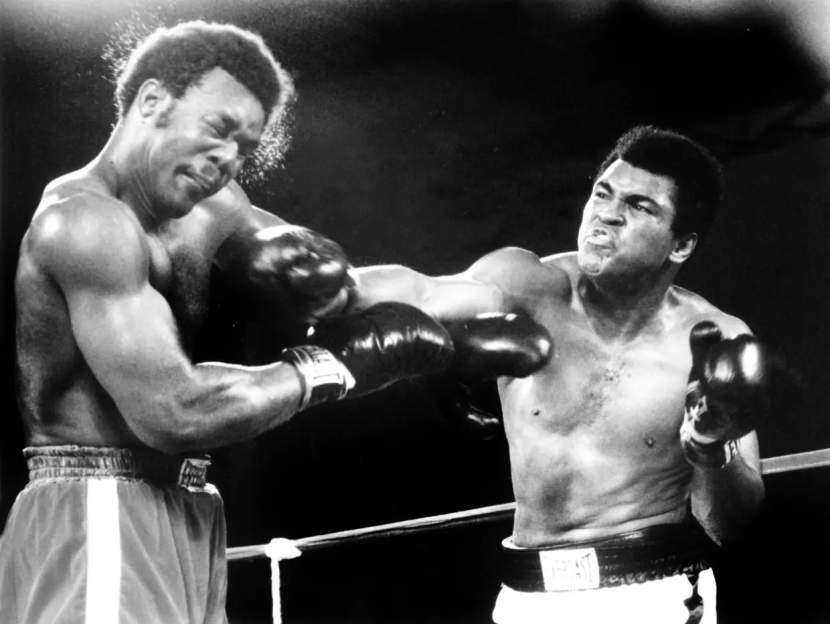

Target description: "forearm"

left=139, top=361, right=305, bottom=453
left=353, top=265, right=504, bottom=321
left=691, top=457, right=765, bottom=546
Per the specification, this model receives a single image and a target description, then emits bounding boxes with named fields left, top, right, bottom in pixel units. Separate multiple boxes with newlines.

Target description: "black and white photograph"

left=1, top=0, right=829, bottom=622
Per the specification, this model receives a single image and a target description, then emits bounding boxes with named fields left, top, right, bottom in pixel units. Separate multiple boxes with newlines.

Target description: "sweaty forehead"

left=598, top=159, right=678, bottom=210
left=183, top=67, right=266, bottom=134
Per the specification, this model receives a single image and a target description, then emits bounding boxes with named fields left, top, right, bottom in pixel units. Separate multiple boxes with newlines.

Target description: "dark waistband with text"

left=501, top=523, right=715, bottom=592
left=24, top=446, right=211, bottom=489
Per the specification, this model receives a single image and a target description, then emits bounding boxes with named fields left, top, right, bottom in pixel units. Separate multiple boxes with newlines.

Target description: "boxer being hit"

left=0, top=21, right=553, bottom=624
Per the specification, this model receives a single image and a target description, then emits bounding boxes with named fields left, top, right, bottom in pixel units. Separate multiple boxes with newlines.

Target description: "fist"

left=249, top=225, right=355, bottom=318
left=308, top=302, right=456, bottom=397
left=444, top=313, right=554, bottom=382
left=682, top=321, right=772, bottom=446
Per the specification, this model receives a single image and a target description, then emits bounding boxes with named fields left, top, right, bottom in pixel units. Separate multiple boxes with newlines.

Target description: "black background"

left=2, top=1, right=830, bottom=622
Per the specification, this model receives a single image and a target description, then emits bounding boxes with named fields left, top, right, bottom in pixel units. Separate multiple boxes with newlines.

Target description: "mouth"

left=182, top=170, right=220, bottom=196
left=584, top=227, right=615, bottom=248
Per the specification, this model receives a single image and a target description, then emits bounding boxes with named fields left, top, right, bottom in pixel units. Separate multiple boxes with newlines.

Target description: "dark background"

left=2, top=0, right=830, bottom=622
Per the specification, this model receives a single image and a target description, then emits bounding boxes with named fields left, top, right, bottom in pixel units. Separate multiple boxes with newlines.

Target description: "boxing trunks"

left=492, top=523, right=718, bottom=624
left=0, top=446, right=228, bottom=624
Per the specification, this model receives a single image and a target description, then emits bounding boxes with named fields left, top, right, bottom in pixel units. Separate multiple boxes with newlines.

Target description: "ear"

left=669, top=233, right=697, bottom=265
left=134, top=79, right=169, bottom=119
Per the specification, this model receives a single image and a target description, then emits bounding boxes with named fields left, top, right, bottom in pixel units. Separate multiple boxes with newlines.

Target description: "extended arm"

left=352, top=247, right=567, bottom=322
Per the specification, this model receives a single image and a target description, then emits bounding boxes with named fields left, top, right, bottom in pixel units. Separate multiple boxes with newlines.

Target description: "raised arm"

left=40, top=198, right=307, bottom=453
left=683, top=319, right=768, bottom=546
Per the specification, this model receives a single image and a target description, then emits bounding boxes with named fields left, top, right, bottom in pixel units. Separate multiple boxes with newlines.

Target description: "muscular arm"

left=352, top=265, right=505, bottom=321
left=690, top=431, right=765, bottom=546
left=687, top=316, right=766, bottom=546
left=353, top=247, right=566, bottom=322
left=42, top=199, right=305, bottom=454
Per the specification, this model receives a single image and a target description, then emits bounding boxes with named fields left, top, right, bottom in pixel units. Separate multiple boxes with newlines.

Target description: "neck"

left=579, top=267, right=677, bottom=342
left=92, top=122, right=163, bottom=231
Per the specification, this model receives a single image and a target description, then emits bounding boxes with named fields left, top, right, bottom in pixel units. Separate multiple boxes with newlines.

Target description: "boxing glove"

left=281, top=302, right=455, bottom=410
left=425, top=313, right=553, bottom=438
left=246, top=225, right=356, bottom=318
left=445, top=313, right=554, bottom=382
left=680, top=321, right=772, bottom=468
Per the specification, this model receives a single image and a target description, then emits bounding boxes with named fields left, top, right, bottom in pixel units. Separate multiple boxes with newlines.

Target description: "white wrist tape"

left=680, top=419, right=741, bottom=469
left=281, top=346, right=355, bottom=410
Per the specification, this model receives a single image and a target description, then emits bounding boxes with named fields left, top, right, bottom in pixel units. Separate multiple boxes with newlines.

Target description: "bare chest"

left=502, top=321, right=693, bottom=449
left=147, top=222, right=218, bottom=348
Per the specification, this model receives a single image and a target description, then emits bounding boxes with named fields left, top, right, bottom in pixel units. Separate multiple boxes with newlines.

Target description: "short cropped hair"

left=595, top=126, right=723, bottom=245
left=114, top=21, right=293, bottom=126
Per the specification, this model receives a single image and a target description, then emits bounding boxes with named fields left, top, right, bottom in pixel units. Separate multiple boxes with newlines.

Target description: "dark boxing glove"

left=280, top=302, right=455, bottom=410
left=246, top=225, right=356, bottom=319
left=430, top=313, right=553, bottom=438
left=445, top=313, right=554, bottom=382
left=680, top=321, right=772, bottom=468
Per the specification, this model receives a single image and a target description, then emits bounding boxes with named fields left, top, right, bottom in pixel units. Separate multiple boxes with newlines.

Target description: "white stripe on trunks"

left=85, top=479, right=121, bottom=624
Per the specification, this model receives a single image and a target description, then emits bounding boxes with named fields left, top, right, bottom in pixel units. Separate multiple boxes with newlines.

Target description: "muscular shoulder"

left=670, top=285, right=752, bottom=338
left=463, top=247, right=572, bottom=309
left=25, top=181, right=148, bottom=291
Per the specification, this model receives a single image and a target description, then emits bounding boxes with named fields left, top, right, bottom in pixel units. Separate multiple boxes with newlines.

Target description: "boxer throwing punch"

left=0, top=21, right=472, bottom=624
left=352, top=126, right=779, bottom=624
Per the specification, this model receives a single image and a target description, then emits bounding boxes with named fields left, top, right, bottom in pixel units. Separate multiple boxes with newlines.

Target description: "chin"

left=577, top=249, right=604, bottom=275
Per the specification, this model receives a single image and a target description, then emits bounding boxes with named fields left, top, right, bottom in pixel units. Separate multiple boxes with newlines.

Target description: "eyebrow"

left=595, top=180, right=663, bottom=210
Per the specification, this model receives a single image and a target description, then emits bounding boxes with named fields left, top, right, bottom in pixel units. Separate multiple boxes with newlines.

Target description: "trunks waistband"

left=501, top=523, right=714, bottom=592
left=24, top=446, right=211, bottom=489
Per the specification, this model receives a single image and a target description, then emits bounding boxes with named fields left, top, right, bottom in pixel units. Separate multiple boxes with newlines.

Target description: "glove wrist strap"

left=281, top=346, right=355, bottom=411
left=682, top=433, right=741, bottom=469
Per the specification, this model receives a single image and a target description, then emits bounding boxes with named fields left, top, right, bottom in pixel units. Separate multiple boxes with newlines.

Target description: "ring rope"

left=228, top=448, right=830, bottom=562
left=229, top=447, right=830, bottom=624
left=228, top=501, right=516, bottom=562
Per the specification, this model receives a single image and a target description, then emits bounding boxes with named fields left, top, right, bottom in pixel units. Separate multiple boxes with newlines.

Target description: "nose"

left=208, top=141, right=241, bottom=177
left=596, top=198, right=625, bottom=226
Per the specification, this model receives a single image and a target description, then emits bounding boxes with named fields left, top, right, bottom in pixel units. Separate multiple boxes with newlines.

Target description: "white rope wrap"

left=263, top=538, right=302, bottom=624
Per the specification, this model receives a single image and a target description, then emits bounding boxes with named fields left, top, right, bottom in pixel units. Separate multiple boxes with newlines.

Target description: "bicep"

left=66, top=279, right=194, bottom=420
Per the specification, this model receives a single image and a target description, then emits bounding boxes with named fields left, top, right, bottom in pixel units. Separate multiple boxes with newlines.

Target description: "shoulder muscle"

left=462, top=247, right=571, bottom=309
left=26, top=195, right=148, bottom=294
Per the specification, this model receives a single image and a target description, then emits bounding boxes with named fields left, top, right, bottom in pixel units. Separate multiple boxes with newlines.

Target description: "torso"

left=484, top=251, right=741, bottom=546
left=15, top=169, right=242, bottom=448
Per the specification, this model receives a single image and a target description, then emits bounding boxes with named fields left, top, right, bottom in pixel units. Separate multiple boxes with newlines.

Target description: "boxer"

left=351, top=126, right=778, bottom=623
left=1, top=21, right=455, bottom=624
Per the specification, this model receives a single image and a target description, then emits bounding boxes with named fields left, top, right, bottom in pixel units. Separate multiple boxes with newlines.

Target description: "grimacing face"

left=144, top=67, right=266, bottom=217
left=577, top=159, right=683, bottom=285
